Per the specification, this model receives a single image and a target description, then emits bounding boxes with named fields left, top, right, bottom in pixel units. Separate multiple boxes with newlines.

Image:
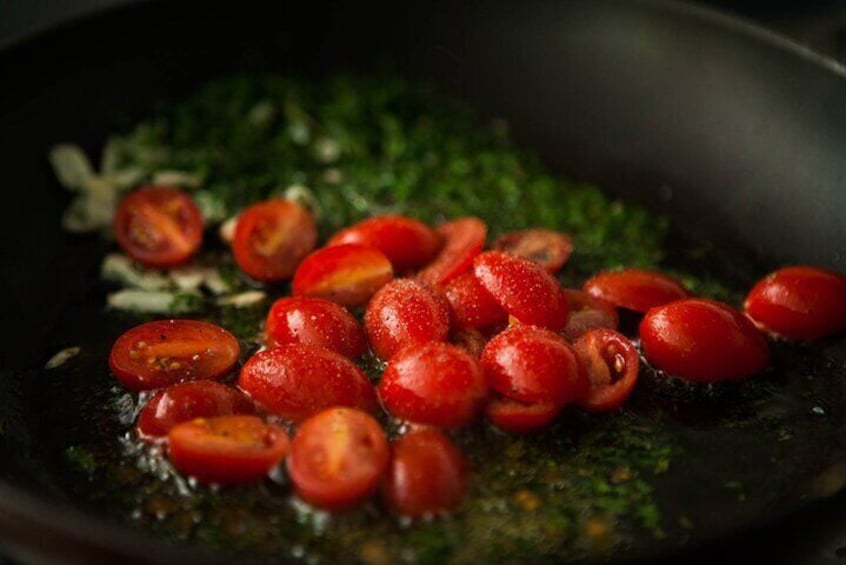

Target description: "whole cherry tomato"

left=327, top=215, right=442, bottom=272
left=485, top=396, right=560, bottom=434
left=237, top=344, right=377, bottom=422
left=113, top=186, right=203, bottom=268
left=492, top=228, right=573, bottom=273
left=639, top=298, right=770, bottom=383
left=137, top=380, right=255, bottom=437
left=287, top=407, right=389, bottom=510
left=744, top=265, right=846, bottom=341
left=561, top=289, right=619, bottom=341
left=292, top=243, right=394, bottom=307
left=573, top=329, right=639, bottom=412
left=444, top=272, right=508, bottom=329
left=379, top=342, right=488, bottom=429
left=382, top=428, right=468, bottom=517
left=473, top=251, right=569, bottom=330
left=264, top=296, right=366, bottom=359
left=418, top=217, right=487, bottom=286
left=364, top=278, right=451, bottom=361
left=109, top=319, right=240, bottom=391
left=582, top=268, right=689, bottom=313
left=232, top=199, right=317, bottom=282
left=168, top=415, right=290, bottom=485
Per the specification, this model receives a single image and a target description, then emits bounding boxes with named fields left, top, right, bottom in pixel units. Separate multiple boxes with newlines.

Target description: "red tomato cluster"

left=108, top=192, right=846, bottom=517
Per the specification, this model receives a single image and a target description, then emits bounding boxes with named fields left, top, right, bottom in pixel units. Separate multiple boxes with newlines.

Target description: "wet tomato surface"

left=292, top=243, right=394, bottom=307
left=583, top=268, right=689, bottom=313
left=327, top=215, right=441, bottom=272
left=264, top=296, right=366, bottom=359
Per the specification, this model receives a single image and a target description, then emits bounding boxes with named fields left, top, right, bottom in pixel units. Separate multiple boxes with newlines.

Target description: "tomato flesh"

left=287, top=407, right=389, bottom=510
left=379, top=342, right=488, bottom=428
left=418, top=217, right=487, bottom=286
left=327, top=215, right=441, bottom=272
left=232, top=199, right=318, bottom=282
left=444, top=272, right=508, bottom=329
left=113, top=186, right=203, bottom=268
left=561, top=289, right=619, bottom=341
left=640, top=298, right=770, bottom=383
left=292, top=243, right=394, bottom=307
left=238, top=344, right=377, bottom=422
left=744, top=265, right=846, bottom=341
left=168, top=415, right=290, bottom=484
left=382, top=428, right=468, bottom=517
left=109, top=319, right=240, bottom=391
left=573, top=329, right=639, bottom=412
left=485, top=396, right=560, bottom=434
left=492, top=228, right=573, bottom=273
left=582, top=268, right=689, bottom=313
left=137, top=380, right=255, bottom=437
left=265, top=296, right=366, bottom=359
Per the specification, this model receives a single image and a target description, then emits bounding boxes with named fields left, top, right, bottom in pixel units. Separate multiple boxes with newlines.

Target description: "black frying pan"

left=1, top=0, right=845, bottom=563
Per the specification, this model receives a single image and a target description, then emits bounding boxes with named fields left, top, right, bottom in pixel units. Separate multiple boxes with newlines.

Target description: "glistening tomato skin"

left=364, top=278, right=451, bottom=361
left=264, top=296, right=366, bottom=359
left=583, top=269, right=690, bottom=313
left=382, top=428, right=468, bottom=517
left=744, top=266, right=846, bottom=341
left=473, top=251, right=569, bottom=330
left=287, top=408, right=389, bottom=510
left=573, top=329, right=639, bottom=412
left=379, top=342, right=488, bottom=429
left=109, top=320, right=240, bottom=392
left=561, top=289, right=619, bottom=341
left=137, top=380, right=255, bottom=437
left=485, top=396, right=560, bottom=434
left=418, top=217, right=487, bottom=286
left=168, top=415, right=290, bottom=485
left=237, top=344, right=378, bottom=422
left=327, top=215, right=442, bottom=272
left=492, top=228, right=573, bottom=273
left=292, top=243, right=394, bottom=307
left=232, top=199, right=317, bottom=282
left=444, top=273, right=508, bottom=329
left=114, top=186, right=203, bottom=268
left=639, top=298, right=770, bottom=383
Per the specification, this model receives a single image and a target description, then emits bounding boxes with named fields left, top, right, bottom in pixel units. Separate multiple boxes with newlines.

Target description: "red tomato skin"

left=744, top=266, right=846, bottom=341
left=640, top=298, right=771, bottom=383
left=168, top=415, right=290, bottom=485
left=137, top=380, right=255, bottom=437
left=109, top=320, right=240, bottom=392
left=379, top=342, right=488, bottom=429
left=287, top=407, right=389, bottom=510
left=364, top=278, right=451, bottom=361
left=561, top=289, right=619, bottom=341
left=382, top=428, right=468, bottom=517
left=473, top=251, right=569, bottom=330
left=113, top=186, right=203, bottom=268
left=492, top=229, right=573, bottom=273
left=444, top=273, right=508, bottom=329
left=582, top=268, right=690, bottom=313
left=481, top=325, right=586, bottom=406
left=237, top=344, right=378, bottom=422
left=418, top=217, right=487, bottom=286
left=232, top=199, right=318, bottom=282
left=327, top=215, right=442, bottom=272
left=573, top=329, right=639, bottom=412
left=264, top=296, right=366, bottom=359
left=292, top=243, right=394, bottom=307
left=485, top=397, right=560, bottom=434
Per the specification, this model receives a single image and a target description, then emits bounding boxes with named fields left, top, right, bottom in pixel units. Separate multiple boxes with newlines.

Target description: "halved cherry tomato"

left=573, top=329, right=639, bottom=412
left=473, top=251, right=569, bottom=330
left=485, top=396, right=560, bottom=434
left=640, top=298, right=770, bottom=383
left=744, top=265, right=846, bottom=341
left=292, top=244, right=394, bottom=307
left=168, top=415, right=290, bottom=484
left=287, top=407, right=389, bottom=510
left=113, top=186, right=203, bottom=268
left=481, top=325, right=586, bottom=406
left=327, top=215, right=442, bottom=272
left=418, top=217, right=487, bottom=286
left=582, top=268, right=689, bottom=313
left=265, top=296, right=366, bottom=359
left=492, top=228, right=573, bottom=273
left=109, top=320, right=240, bottom=391
left=237, top=344, right=377, bottom=422
left=232, top=199, right=317, bottom=282
left=379, top=342, right=488, bottom=428
left=137, top=380, right=255, bottom=438
left=364, top=278, right=451, bottom=361
left=444, top=272, right=508, bottom=329
left=561, top=289, right=619, bottom=341
left=382, top=428, right=468, bottom=517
